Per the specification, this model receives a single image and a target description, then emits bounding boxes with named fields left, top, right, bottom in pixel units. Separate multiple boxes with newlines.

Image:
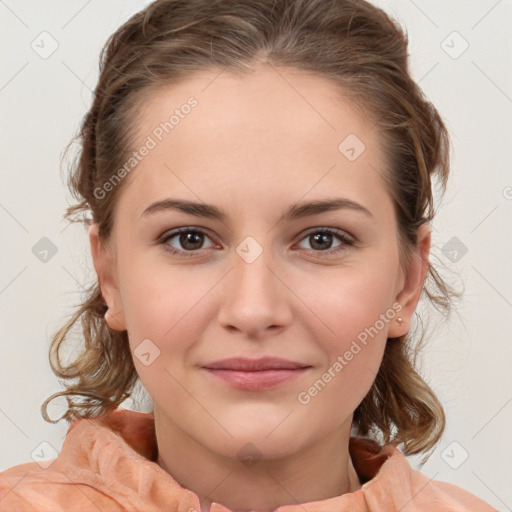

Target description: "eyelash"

left=159, top=226, right=355, bottom=258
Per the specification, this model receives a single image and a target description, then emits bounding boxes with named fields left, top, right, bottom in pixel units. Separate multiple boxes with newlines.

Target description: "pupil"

left=181, top=232, right=202, bottom=249
left=312, top=233, right=331, bottom=250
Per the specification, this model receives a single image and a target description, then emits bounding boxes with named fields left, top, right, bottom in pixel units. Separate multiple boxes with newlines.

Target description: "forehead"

left=116, top=65, right=390, bottom=223
left=133, top=65, right=374, bottom=149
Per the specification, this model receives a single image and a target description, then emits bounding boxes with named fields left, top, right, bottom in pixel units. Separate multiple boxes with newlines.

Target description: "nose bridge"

left=217, top=237, right=291, bottom=335
left=234, top=240, right=276, bottom=294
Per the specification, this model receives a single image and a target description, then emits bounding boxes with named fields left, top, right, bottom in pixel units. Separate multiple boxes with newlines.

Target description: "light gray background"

left=1, top=0, right=511, bottom=509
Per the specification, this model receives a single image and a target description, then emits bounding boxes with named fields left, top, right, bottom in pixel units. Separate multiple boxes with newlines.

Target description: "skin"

left=89, top=65, right=430, bottom=512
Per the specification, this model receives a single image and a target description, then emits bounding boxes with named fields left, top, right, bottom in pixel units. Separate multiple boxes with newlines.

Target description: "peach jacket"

left=0, top=409, right=496, bottom=511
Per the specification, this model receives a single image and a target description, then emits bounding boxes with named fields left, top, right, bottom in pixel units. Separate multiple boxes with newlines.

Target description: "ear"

left=387, top=223, right=430, bottom=338
left=89, top=223, right=127, bottom=331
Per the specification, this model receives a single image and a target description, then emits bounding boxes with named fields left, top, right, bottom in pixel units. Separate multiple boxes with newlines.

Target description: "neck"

left=154, top=409, right=361, bottom=512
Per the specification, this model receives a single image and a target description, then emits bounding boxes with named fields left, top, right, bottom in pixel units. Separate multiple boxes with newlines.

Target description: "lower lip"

left=203, top=368, right=310, bottom=391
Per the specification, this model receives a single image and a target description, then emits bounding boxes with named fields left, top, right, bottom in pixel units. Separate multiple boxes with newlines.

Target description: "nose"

left=217, top=243, right=293, bottom=339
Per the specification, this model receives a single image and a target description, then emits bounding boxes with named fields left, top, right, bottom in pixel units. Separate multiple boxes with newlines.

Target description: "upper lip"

left=203, top=357, right=310, bottom=371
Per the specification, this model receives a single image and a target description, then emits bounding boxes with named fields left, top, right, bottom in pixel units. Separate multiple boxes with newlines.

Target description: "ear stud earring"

left=396, top=317, right=403, bottom=324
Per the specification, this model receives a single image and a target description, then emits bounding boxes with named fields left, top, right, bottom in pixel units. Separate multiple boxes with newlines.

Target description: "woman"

left=0, top=0, right=497, bottom=510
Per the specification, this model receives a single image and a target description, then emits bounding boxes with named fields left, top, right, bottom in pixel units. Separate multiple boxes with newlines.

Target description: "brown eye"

left=177, top=231, right=204, bottom=250
left=308, top=232, right=335, bottom=251
left=296, top=228, right=354, bottom=256
left=161, top=228, right=215, bottom=255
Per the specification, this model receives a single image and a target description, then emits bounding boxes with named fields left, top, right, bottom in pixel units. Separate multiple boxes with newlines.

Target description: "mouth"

left=203, top=356, right=310, bottom=371
left=202, top=357, right=312, bottom=391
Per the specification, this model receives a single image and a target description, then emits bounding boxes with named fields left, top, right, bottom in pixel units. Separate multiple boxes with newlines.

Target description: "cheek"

left=292, top=261, right=396, bottom=405
left=309, top=293, right=388, bottom=400
left=295, top=283, right=391, bottom=427
left=296, top=341, right=383, bottom=437
left=117, top=246, right=204, bottom=339
left=117, top=259, right=218, bottom=396
left=303, top=261, right=397, bottom=347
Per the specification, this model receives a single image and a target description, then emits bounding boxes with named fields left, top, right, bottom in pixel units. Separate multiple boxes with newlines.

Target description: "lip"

left=203, top=357, right=310, bottom=371
left=202, top=357, right=312, bottom=391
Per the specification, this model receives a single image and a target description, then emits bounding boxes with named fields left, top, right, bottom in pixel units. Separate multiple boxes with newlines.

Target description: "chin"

left=205, top=423, right=307, bottom=461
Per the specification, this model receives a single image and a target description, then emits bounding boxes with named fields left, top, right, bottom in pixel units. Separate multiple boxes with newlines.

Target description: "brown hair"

left=42, top=0, right=456, bottom=463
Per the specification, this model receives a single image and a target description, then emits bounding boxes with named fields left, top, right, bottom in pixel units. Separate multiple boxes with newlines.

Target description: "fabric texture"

left=0, top=408, right=496, bottom=511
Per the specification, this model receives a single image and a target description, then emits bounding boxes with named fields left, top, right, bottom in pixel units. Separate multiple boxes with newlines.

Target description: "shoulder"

left=352, top=440, right=497, bottom=511
left=426, top=479, right=498, bottom=512
left=0, top=409, right=156, bottom=512
left=0, top=462, right=39, bottom=512
left=0, top=461, right=126, bottom=512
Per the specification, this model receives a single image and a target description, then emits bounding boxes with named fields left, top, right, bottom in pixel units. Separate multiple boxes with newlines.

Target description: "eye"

left=159, top=226, right=354, bottom=258
left=160, top=227, right=216, bottom=257
left=296, top=228, right=354, bottom=256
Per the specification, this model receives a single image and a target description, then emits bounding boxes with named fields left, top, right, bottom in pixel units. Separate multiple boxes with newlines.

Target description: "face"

left=90, top=65, right=429, bottom=460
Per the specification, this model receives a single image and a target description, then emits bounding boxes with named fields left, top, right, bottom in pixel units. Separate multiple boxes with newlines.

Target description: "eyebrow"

left=140, top=197, right=373, bottom=222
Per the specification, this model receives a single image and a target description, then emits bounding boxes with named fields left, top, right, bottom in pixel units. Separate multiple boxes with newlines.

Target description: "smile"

left=202, top=364, right=312, bottom=391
